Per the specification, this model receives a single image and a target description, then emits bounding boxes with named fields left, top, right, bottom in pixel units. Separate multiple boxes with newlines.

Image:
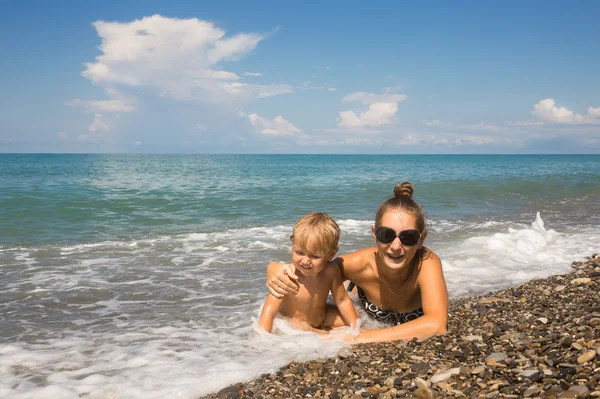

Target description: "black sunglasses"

left=375, top=227, right=421, bottom=246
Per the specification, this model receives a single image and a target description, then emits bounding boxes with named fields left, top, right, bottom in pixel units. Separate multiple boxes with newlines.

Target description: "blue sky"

left=1, top=1, right=599, bottom=153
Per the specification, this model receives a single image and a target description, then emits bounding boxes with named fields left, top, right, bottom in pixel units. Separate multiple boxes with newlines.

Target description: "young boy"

left=258, top=212, right=358, bottom=333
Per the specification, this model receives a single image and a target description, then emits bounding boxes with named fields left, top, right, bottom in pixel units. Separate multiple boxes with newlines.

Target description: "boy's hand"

left=266, top=262, right=299, bottom=298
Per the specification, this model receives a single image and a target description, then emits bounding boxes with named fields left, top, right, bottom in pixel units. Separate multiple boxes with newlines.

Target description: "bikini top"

left=349, top=282, right=424, bottom=325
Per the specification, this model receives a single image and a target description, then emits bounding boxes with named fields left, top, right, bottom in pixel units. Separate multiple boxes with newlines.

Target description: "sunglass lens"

left=375, top=227, right=396, bottom=244
left=400, top=230, right=420, bottom=246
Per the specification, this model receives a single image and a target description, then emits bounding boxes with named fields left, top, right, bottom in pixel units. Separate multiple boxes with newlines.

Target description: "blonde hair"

left=291, top=212, right=340, bottom=256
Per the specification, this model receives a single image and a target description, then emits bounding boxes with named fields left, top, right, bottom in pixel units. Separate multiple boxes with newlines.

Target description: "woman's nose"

left=390, top=237, right=402, bottom=250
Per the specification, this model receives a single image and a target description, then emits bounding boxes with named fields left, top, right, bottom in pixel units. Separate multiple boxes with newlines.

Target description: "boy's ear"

left=329, top=246, right=339, bottom=260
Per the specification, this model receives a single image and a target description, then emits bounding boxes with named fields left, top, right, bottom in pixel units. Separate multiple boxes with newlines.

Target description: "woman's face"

left=373, top=209, right=424, bottom=271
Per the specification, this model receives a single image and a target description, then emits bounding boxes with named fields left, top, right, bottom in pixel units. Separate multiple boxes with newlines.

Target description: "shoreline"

left=203, top=255, right=600, bottom=399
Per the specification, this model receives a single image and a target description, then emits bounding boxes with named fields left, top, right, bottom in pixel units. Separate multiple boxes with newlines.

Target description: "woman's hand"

left=266, top=262, right=299, bottom=298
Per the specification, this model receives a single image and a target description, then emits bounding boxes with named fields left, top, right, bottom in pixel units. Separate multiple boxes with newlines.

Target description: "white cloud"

left=57, top=131, right=68, bottom=140
left=88, top=113, right=109, bottom=133
left=328, top=88, right=336, bottom=92
left=586, top=106, right=600, bottom=118
left=134, top=141, right=142, bottom=145
left=243, top=72, right=263, bottom=77
left=297, top=81, right=325, bottom=91
left=246, top=113, right=303, bottom=137
left=66, top=99, right=134, bottom=113
left=423, top=119, right=446, bottom=127
left=422, top=120, right=504, bottom=132
left=341, top=92, right=407, bottom=104
left=532, top=99, right=600, bottom=124
left=513, top=120, right=545, bottom=127
left=338, top=102, right=399, bottom=130
left=336, top=90, right=407, bottom=131
left=82, top=15, right=292, bottom=104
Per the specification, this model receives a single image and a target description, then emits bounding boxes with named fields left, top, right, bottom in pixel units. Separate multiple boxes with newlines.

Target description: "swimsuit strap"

left=355, top=286, right=423, bottom=325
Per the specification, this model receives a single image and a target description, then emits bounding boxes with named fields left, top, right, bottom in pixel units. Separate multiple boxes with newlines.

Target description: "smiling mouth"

left=387, top=253, right=404, bottom=260
left=299, top=264, right=313, bottom=270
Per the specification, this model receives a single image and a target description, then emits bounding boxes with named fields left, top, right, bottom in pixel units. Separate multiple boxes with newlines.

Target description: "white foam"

left=1, top=213, right=598, bottom=398
left=440, top=212, right=597, bottom=297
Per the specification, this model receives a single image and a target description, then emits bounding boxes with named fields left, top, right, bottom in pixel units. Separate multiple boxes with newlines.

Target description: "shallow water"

left=1, top=154, right=599, bottom=398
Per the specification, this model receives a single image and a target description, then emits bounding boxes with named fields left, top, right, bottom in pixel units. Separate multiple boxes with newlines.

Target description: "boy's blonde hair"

left=291, top=212, right=340, bottom=256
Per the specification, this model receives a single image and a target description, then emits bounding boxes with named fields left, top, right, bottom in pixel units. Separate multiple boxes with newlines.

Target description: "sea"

left=1, top=154, right=599, bottom=399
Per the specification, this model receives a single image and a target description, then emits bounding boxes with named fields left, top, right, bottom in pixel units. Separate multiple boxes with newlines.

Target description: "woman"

left=266, top=182, right=448, bottom=344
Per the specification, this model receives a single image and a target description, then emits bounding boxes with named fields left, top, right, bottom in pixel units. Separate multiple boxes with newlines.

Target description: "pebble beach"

left=205, top=254, right=600, bottom=399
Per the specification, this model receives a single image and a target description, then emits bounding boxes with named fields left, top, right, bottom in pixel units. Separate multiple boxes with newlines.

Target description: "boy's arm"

left=329, top=264, right=358, bottom=327
left=257, top=293, right=284, bottom=333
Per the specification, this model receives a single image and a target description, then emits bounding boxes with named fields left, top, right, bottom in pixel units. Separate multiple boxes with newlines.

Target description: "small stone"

left=486, top=353, right=508, bottom=364
left=463, top=334, right=483, bottom=341
left=577, top=350, right=596, bottom=364
left=358, top=356, right=371, bottom=363
left=410, top=362, right=430, bottom=372
left=337, top=347, right=352, bottom=358
left=572, top=342, right=585, bottom=350
left=499, top=385, right=519, bottom=394
left=303, top=387, right=318, bottom=395
left=569, top=385, right=590, bottom=395
left=555, top=285, right=566, bottom=292
left=523, top=385, right=542, bottom=397
left=308, top=362, right=323, bottom=370
left=217, top=384, right=242, bottom=399
left=558, top=366, right=577, bottom=379
left=471, top=365, right=485, bottom=375
left=430, top=367, right=460, bottom=384
left=570, top=277, right=591, bottom=284
left=479, top=297, right=511, bottom=304
left=557, top=392, right=578, bottom=398
left=384, top=376, right=403, bottom=388
left=519, top=369, right=540, bottom=379
left=537, top=317, right=548, bottom=324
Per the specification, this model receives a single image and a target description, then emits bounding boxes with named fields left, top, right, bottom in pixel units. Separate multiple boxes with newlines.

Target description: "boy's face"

left=291, top=242, right=336, bottom=277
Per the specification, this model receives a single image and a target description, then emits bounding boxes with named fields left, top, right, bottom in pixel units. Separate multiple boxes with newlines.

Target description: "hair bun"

left=394, top=182, right=414, bottom=199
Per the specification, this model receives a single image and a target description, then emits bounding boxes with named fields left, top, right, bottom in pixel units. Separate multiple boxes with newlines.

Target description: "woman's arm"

left=351, top=251, right=448, bottom=344
left=267, top=249, right=372, bottom=298
left=266, top=261, right=299, bottom=298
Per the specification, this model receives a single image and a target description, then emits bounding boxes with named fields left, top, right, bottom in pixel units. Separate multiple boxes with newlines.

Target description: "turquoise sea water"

left=1, top=154, right=599, bottom=398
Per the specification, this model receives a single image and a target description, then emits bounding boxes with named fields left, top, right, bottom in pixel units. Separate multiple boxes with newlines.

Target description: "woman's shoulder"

left=336, top=247, right=376, bottom=275
left=420, top=247, right=440, bottom=264
left=416, top=247, right=444, bottom=278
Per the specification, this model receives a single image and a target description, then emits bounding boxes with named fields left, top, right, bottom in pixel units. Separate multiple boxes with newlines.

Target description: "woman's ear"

left=418, top=231, right=428, bottom=248
left=371, top=225, right=377, bottom=241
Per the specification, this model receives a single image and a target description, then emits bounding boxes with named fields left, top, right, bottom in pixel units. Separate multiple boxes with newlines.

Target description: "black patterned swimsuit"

left=349, top=282, right=424, bottom=325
